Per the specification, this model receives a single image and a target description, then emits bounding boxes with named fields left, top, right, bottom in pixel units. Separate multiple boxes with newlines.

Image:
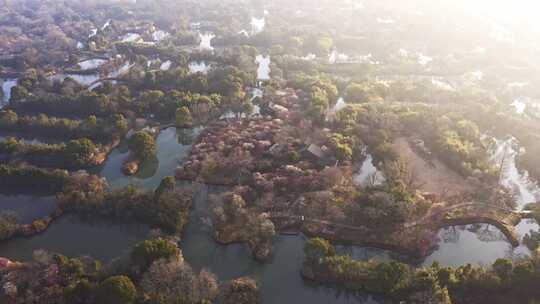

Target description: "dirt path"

left=392, top=137, right=473, bottom=196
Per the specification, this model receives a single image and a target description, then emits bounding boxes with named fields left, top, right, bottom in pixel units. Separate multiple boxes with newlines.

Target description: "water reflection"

left=1, top=78, right=17, bottom=106
left=98, top=127, right=200, bottom=189
left=181, top=184, right=384, bottom=304
left=424, top=224, right=529, bottom=267
left=0, top=194, right=57, bottom=224
left=0, top=214, right=150, bottom=262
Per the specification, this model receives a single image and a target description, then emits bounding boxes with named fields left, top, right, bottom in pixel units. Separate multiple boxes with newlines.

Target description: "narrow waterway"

left=256, top=55, right=271, bottom=80
left=490, top=136, right=540, bottom=209
left=1, top=118, right=538, bottom=303
left=1, top=78, right=17, bottom=107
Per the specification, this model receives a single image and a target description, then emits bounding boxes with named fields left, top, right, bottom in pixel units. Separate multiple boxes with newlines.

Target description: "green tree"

left=97, top=276, right=136, bottom=304
left=328, top=133, right=353, bottom=161
left=344, top=83, right=382, bottom=104
left=128, top=131, right=156, bottom=160
left=113, top=114, right=129, bottom=134
left=64, top=139, right=97, bottom=166
left=10, top=85, right=29, bottom=102
left=64, top=279, right=97, bottom=304
left=132, top=238, right=180, bottom=269
left=0, top=110, right=18, bottom=126
left=175, top=106, right=193, bottom=127
left=370, top=261, right=408, bottom=293
left=306, top=86, right=329, bottom=123
left=154, top=176, right=176, bottom=200
left=304, top=238, right=335, bottom=263
left=223, top=277, right=261, bottom=304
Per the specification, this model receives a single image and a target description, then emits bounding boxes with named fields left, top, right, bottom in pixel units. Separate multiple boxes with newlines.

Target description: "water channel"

left=0, top=115, right=539, bottom=303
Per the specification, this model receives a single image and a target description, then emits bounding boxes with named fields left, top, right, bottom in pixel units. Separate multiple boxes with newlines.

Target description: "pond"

left=199, top=33, right=215, bottom=51
left=49, top=62, right=132, bottom=88
left=160, top=60, right=172, bottom=71
left=251, top=17, right=265, bottom=35
left=152, top=30, right=170, bottom=42
left=329, top=51, right=349, bottom=64
left=0, top=194, right=57, bottom=224
left=0, top=214, right=150, bottom=262
left=256, top=55, right=271, bottom=80
left=353, top=154, right=386, bottom=187
left=120, top=33, right=142, bottom=43
left=97, top=127, right=200, bottom=189
left=77, top=59, right=106, bottom=70
left=1, top=78, right=17, bottom=106
left=423, top=224, right=531, bottom=267
left=181, top=184, right=385, bottom=304
left=189, top=61, right=211, bottom=74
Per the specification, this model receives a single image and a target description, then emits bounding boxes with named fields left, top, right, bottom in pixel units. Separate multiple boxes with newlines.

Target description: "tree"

left=306, top=86, right=329, bottom=124
left=370, top=261, right=408, bottom=293
left=304, top=238, right=335, bottom=263
left=64, top=138, right=97, bottom=166
left=327, top=133, right=353, bottom=161
left=175, top=106, right=193, bottom=127
left=456, top=119, right=480, bottom=143
left=113, top=114, right=129, bottom=134
left=0, top=213, right=18, bottom=240
left=223, top=277, right=261, bottom=304
left=132, top=238, right=180, bottom=269
left=0, top=110, right=18, bottom=126
left=64, top=279, right=97, bottom=304
left=141, top=258, right=219, bottom=304
left=344, top=83, right=382, bottom=104
left=493, top=258, right=513, bottom=281
left=97, top=276, right=136, bottom=304
left=154, top=176, right=176, bottom=200
left=127, top=131, right=156, bottom=160
left=10, top=85, right=29, bottom=102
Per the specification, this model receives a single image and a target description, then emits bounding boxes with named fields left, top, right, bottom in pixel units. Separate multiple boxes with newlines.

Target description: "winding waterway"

left=1, top=121, right=539, bottom=303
